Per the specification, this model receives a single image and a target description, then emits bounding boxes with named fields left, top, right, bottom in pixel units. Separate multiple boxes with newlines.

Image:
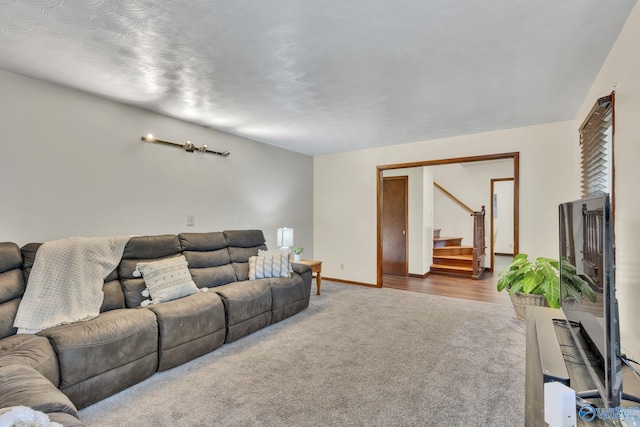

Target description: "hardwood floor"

left=382, top=255, right=513, bottom=305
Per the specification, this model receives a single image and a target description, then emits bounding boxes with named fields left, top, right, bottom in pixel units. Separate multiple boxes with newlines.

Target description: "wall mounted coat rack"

left=141, top=134, right=230, bottom=157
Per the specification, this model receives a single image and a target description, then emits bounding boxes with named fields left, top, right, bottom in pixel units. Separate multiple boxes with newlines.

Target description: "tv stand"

left=533, top=310, right=570, bottom=385
left=525, top=306, right=640, bottom=426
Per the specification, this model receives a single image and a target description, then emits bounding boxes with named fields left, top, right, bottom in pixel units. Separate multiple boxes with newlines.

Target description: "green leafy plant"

left=497, top=254, right=597, bottom=309
left=293, top=246, right=304, bottom=255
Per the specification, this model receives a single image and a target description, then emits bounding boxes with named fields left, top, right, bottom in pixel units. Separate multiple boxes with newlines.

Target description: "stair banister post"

left=471, top=206, right=486, bottom=280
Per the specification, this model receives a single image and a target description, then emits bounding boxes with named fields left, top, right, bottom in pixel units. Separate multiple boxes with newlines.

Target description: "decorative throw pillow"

left=259, top=249, right=291, bottom=278
left=136, top=255, right=198, bottom=304
left=249, top=249, right=291, bottom=280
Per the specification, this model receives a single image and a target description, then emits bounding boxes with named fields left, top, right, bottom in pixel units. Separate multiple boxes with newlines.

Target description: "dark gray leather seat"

left=119, top=234, right=227, bottom=371
left=39, top=308, right=159, bottom=409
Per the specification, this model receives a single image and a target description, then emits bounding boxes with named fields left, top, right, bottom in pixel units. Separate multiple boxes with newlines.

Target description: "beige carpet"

left=79, top=281, right=526, bottom=426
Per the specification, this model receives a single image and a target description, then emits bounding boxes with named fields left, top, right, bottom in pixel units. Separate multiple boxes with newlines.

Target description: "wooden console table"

left=296, top=260, right=322, bottom=295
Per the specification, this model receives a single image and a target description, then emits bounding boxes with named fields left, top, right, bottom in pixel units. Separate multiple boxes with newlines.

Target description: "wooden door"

left=382, top=176, right=408, bottom=276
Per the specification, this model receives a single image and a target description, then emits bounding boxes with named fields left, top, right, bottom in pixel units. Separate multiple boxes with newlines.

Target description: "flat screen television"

left=559, top=193, right=622, bottom=408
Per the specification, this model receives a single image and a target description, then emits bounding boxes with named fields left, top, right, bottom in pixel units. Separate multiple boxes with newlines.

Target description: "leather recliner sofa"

left=0, top=230, right=312, bottom=426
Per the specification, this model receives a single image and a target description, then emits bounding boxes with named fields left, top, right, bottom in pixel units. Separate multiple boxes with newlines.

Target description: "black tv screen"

left=559, top=193, right=622, bottom=408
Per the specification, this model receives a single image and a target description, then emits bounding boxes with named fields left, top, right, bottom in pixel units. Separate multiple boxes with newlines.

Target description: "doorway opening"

left=376, top=152, right=520, bottom=287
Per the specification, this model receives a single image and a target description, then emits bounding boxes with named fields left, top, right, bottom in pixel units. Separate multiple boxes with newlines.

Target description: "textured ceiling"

left=0, top=0, right=636, bottom=156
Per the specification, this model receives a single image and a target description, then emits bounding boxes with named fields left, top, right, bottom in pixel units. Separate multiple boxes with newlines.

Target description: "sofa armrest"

left=47, top=412, right=87, bottom=427
left=291, top=263, right=311, bottom=275
left=0, top=364, right=79, bottom=418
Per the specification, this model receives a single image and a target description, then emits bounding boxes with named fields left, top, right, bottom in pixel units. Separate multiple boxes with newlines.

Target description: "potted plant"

left=293, top=247, right=304, bottom=262
left=497, top=253, right=597, bottom=321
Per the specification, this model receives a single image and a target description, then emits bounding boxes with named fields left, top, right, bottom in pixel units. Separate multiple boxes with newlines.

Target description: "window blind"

left=579, top=93, right=614, bottom=198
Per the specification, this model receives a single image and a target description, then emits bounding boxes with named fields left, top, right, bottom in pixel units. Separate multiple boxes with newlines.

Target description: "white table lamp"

left=276, top=227, right=294, bottom=250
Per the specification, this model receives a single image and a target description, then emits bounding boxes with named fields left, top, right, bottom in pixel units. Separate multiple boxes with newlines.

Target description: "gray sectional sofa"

left=0, top=230, right=312, bottom=426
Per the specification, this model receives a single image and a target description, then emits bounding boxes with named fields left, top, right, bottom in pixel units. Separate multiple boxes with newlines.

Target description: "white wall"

left=432, top=164, right=475, bottom=250
left=314, top=120, right=578, bottom=285
left=0, top=70, right=314, bottom=253
left=574, top=2, right=640, bottom=360
left=493, top=180, right=515, bottom=254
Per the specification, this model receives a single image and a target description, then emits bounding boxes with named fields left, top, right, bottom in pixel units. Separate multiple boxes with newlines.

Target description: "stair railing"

left=433, top=182, right=474, bottom=214
left=471, top=206, right=486, bottom=280
left=433, top=182, right=486, bottom=279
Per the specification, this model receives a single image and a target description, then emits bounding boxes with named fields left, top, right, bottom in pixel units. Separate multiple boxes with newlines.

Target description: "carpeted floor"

left=79, top=281, right=526, bottom=426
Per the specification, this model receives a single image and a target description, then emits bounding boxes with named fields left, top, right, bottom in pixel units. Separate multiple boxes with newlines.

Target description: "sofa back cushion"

left=178, top=232, right=237, bottom=288
left=223, top=230, right=268, bottom=281
left=21, top=243, right=125, bottom=314
left=118, top=234, right=182, bottom=308
left=0, top=242, right=24, bottom=339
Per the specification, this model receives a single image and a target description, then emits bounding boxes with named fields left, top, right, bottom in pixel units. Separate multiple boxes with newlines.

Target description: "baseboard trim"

left=408, top=272, right=431, bottom=279
left=495, top=252, right=514, bottom=256
left=323, top=277, right=379, bottom=288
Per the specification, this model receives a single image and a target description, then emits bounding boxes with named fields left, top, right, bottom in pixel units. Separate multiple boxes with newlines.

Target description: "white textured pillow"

left=249, top=250, right=291, bottom=280
left=260, top=249, right=291, bottom=278
left=136, top=255, right=198, bottom=304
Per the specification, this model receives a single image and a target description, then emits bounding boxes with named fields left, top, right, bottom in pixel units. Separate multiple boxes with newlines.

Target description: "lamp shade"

left=276, top=227, right=294, bottom=247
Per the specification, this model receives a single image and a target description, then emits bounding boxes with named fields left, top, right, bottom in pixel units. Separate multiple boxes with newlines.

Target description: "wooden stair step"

left=433, top=245, right=473, bottom=256
left=432, top=255, right=473, bottom=268
left=433, top=237, right=463, bottom=248
left=430, top=264, right=474, bottom=274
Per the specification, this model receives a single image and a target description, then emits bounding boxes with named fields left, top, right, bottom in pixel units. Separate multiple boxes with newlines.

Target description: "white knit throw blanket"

left=14, top=236, right=131, bottom=334
left=0, top=405, right=63, bottom=427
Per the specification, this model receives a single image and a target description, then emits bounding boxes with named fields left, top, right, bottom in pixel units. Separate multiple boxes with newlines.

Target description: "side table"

left=295, top=260, right=322, bottom=295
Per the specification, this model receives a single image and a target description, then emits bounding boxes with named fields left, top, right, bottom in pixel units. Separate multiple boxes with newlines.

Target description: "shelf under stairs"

left=431, top=237, right=474, bottom=276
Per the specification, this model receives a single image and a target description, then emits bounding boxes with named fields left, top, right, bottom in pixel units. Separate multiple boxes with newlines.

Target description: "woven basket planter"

left=509, top=292, right=581, bottom=321
left=509, top=292, right=548, bottom=321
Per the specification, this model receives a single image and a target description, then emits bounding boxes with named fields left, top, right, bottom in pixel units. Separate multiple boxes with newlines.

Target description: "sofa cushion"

left=137, top=255, right=198, bottom=304
left=101, top=270, right=126, bottom=312
left=223, top=230, right=268, bottom=281
left=214, top=279, right=272, bottom=343
left=0, top=298, right=20, bottom=340
left=118, top=234, right=182, bottom=308
left=0, top=242, right=23, bottom=304
left=179, top=232, right=237, bottom=288
left=0, top=242, right=24, bottom=339
left=0, top=242, right=22, bottom=277
left=0, top=334, right=59, bottom=386
left=0, top=364, right=79, bottom=419
left=268, top=275, right=307, bottom=323
left=147, top=291, right=226, bottom=371
left=39, top=308, right=158, bottom=409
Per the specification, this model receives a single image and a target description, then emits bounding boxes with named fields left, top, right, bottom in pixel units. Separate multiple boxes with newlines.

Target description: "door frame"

left=376, top=152, right=520, bottom=287
left=382, top=175, right=409, bottom=276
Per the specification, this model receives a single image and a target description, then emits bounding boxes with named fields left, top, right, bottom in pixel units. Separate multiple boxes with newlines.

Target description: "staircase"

left=431, top=237, right=474, bottom=276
